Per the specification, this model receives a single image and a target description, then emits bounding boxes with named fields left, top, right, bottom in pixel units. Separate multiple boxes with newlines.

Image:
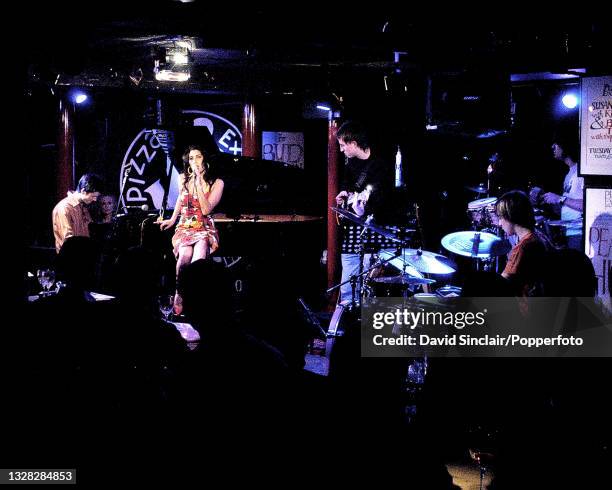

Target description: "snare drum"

left=436, top=285, right=463, bottom=297
left=411, top=292, right=455, bottom=313
left=467, top=197, right=498, bottom=229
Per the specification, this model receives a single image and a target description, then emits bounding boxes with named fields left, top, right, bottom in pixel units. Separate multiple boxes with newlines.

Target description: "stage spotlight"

left=70, top=91, right=88, bottom=104
left=562, top=93, right=578, bottom=109
left=316, top=104, right=331, bottom=112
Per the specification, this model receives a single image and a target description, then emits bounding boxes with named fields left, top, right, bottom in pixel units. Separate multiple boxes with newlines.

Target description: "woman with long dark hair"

left=156, top=144, right=224, bottom=311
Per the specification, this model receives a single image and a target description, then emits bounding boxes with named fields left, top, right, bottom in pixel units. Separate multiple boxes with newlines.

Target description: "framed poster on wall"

left=262, top=131, right=305, bottom=168
left=580, top=76, right=612, bottom=176
left=584, top=187, right=612, bottom=313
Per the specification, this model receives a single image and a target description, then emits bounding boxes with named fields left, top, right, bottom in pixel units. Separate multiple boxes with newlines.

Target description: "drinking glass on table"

left=158, top=295, right=174, bottom=321
left=36, top=268, right=56, bottom=296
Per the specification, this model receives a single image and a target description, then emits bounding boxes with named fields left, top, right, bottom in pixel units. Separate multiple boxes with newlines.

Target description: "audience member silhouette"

left=542, top=247, right=598, bottom=297
left=108, top=246, right=188, bottom=410
left=17, top=236, right=104, bottom=465
left=237, top=259, right=317, bottom=372
left=175, top=259, right=302, bottom=436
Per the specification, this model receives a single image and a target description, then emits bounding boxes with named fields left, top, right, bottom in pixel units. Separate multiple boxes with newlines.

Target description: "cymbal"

left=546, top=218, right=582, bottom=227
left=372, top=274, right=436, bottom=286
left=466, top=184, right=488, bottom=194
left=385, top=248, right=456, bottom=275
left=331, top=206, right=369, bottom=225
left=331, top=207, right=409, bottom=243
left=441, top=231, right=511, bottom=258
left=402, top=249, right=456, bottom=275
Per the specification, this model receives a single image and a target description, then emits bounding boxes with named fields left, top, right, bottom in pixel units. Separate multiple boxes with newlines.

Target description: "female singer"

left=157, top=144, right=224, bottom=312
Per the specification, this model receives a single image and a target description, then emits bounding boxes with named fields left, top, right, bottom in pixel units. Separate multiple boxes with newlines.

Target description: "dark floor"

left=302, top=306, right=611, bottom=489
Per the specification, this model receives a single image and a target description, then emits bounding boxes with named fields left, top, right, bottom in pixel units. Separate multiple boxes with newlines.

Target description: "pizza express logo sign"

left=119, top=111, right=242, bottom=210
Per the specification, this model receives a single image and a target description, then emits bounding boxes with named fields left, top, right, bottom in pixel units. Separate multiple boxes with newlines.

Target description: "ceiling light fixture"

left=154, top=59, right=191, bottom=82
left=153, top=39, right=194, bottom=83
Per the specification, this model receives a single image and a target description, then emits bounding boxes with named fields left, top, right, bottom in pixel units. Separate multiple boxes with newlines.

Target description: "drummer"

left=334, top=121, right=394, bottom=304
left=539, top=133, right=584, bottom=250
left=496, top=190, right=553, bottom=296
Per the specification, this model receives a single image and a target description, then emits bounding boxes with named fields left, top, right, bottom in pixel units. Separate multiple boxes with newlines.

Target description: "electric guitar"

left=336, top=187, right=372, bottom=224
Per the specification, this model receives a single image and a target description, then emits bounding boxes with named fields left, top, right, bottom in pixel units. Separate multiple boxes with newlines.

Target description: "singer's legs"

left=176, top=245, right=194, bottom=277
left=174, top=245, right=193, bottom=314
left=192, top=239, right=209, bottom=261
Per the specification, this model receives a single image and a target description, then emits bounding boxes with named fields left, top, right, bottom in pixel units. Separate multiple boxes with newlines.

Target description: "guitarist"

left=334, top=121, right=394, bottom=304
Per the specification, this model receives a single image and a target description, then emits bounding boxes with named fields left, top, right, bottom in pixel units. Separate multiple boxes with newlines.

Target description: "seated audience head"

left=112, top=246, right=161, bottom=304
left=543, top=248, right=598, bottom=297
left=177, top=259, right=233, bottom=327
left=55, top=236, right=97, bottom=290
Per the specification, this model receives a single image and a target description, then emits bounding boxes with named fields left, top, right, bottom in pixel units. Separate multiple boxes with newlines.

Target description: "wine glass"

left=158, top=295, right=174, bottom=322
left=36, top=268, right=56, bottom=296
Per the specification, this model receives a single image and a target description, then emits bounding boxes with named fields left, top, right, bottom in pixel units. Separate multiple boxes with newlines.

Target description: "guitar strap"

left=354, top=167, right=369, bottom=190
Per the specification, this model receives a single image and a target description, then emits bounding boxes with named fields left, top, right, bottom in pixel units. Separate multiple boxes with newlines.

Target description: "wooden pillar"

left=242, top=102, right=260, bottom=158
left=57, top=99, right=74, bottom=202
left=327, top=116, right=340, bottom=308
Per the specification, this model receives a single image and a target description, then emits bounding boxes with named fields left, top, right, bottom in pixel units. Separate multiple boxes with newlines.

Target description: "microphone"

left=124, top=204, right=149, bottom=211
left=121, top=166, right=132, bottom=189
left=117, top=204, right=150, bottom=217
left=115, top=166, right=133, bottom=217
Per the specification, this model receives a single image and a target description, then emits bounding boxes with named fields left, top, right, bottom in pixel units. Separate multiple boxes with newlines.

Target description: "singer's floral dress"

left=171, top=186, right=219, bottom=257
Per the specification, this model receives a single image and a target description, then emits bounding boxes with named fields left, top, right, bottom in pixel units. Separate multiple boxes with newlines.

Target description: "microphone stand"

left=326, top=249, right=405, bottom=302
left=116, top=166, right=132, bottom=216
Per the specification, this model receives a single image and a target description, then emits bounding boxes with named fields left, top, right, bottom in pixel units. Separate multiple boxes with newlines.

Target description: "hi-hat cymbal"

left=372, top=274, right=436, bottom=286
left=466, top=184, right=488, bottom=194
left=441, top=231, right=511, bottom=258
left=331, top=206, right=410, bottom=243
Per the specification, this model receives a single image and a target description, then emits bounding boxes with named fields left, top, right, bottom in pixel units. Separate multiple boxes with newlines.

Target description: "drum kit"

left=325, top=207, right=460, bottom=360
left=466, top=183, right=489, bottom=195
left=328, top=207, right=457, bottom=305
left=327, top=199, right=513, bottom=308
left=324, top=202, right=511, bottom=375
left=440, top=192, right=513, bottom=273
left=467, top=197, right=499, bottom=232
left=529, top=186, right=581, bottom=248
